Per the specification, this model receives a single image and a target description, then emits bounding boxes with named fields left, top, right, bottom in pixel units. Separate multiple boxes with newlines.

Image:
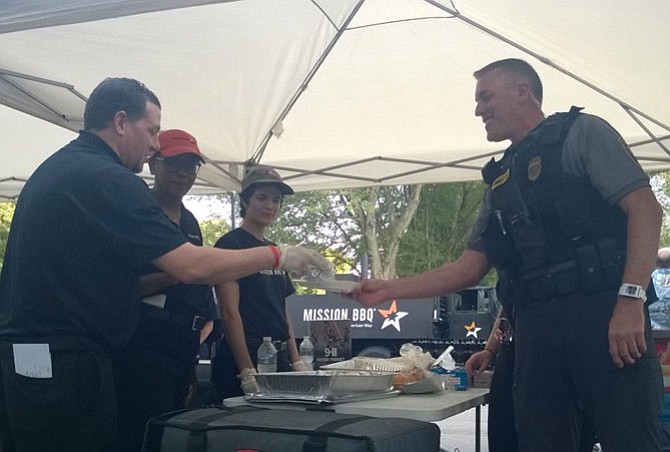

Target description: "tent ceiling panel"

left=0, top=0, right=668, bottom=200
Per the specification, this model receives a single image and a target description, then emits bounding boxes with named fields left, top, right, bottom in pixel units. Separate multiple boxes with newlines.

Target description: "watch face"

left=625, top=286, right=638, bottom=296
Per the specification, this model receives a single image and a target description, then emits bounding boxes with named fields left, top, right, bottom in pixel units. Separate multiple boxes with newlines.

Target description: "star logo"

left=377, top=300, right=409, bottom=332
left=464, top=321, right=482, bottom=339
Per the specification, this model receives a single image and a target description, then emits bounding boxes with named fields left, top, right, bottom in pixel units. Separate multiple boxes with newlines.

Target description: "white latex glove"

left=291, top=360, right=309, bottom=372
left=277, top=245, right=334, bottom=279
left=238, top=368, right=260, bottom=395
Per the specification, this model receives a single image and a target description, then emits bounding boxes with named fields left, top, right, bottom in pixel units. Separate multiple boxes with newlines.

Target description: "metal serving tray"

left=244, top=390, right=401, bottom=405
left=252, top=370, right=395, bottom=399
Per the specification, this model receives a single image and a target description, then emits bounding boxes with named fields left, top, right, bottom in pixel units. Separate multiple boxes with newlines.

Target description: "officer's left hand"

left=291, top=360, right=309, bottom=372
left=608, top=297, right=646, bottom=368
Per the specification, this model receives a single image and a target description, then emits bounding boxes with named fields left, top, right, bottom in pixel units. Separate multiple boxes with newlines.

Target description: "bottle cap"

left=263, top=337, right=271, bottom=341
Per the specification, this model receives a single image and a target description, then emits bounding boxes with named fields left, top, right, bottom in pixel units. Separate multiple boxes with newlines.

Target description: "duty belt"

left=140, top=302, right=207, bottom=332
left=520, top=260, right=581, bottom=302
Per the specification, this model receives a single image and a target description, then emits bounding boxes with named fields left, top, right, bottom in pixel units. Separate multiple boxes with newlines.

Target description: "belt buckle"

left=273, top=340, right=287, bottom=351
left=191, top=315, right=205, bottom=331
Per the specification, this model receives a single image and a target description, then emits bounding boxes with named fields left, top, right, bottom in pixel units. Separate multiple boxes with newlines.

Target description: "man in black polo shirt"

left=0, top=77, right=331, bottom=452
left=114, top=129, right=220, bottom=452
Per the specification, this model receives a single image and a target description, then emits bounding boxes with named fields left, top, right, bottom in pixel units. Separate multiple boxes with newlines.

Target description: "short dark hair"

left=84, top=77, right=161, bottom=131
left=474, top=58, right=543, bottom=104
left=238, top=183, right=284, bottom=218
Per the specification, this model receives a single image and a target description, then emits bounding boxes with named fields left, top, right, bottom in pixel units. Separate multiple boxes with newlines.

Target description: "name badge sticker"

left=13, top=343, right=53, bottom=379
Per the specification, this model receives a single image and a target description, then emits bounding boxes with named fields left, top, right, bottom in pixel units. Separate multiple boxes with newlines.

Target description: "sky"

left=183, top=195, right=232, bottom=223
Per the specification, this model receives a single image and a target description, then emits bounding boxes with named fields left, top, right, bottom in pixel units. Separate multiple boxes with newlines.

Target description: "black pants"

left=514, top=289, right=663, bottom=452
left=210, top=338, right=291, bottom=403
left=0, top=341, right=117, bottom=452
left=490, top=342, right=597, bottom=452
left=488, top=343, right=518, bottom=452
left=113, top=334, right=196, bottom=452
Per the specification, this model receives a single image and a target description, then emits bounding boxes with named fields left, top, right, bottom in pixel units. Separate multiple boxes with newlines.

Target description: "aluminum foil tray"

left=252, top=370, right=395, bottom=398
left=245, top=390, right=401, bottom=405
left=322, top=357, right=414, bottom=373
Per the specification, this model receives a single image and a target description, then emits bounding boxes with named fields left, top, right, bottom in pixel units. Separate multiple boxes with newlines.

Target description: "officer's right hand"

left=277, top=245, right=334, bottom=279
left=238, top=368, right=260, bottom=395
left=345, top=279, right=389, bottom=307
left=464, top=349, right=495, bottom=377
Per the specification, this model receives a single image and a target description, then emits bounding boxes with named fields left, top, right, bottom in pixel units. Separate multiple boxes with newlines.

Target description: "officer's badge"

left=528, top=157, right=542, bottom=182
left=492, top=168, right=509, bottom=190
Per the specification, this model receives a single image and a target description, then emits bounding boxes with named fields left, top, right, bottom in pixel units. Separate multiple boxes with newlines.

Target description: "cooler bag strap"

left=302, top=415, right=370, bottom=452
left=142, top=409, right=195, bottom=452
left=184, top=406, right=268, bottom=452
left=189, top=406, right=263, bottom=430
left=142, top=406, right=264, bottom=452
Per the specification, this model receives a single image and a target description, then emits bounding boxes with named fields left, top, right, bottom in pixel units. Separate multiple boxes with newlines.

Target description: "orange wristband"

left=269, top=245, right=280, bottom=269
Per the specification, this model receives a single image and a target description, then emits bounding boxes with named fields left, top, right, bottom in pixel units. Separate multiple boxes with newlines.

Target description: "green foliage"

left=396, top=181, right=484, bottom=276
left=652, top=172, right=670, bottom=247
left=269, top=189, right=361, bottom=272
left=199, top=217, right=231, bottom=248
left=0, top=202, right=16, bottom=271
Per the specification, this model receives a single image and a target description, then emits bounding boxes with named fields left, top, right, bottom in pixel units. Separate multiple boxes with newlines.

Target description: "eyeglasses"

left=154, top=156, right=201, bottom=175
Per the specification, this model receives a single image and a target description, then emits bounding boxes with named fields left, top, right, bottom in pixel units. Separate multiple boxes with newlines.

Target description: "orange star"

left=377, top=300, right=398, bottom=318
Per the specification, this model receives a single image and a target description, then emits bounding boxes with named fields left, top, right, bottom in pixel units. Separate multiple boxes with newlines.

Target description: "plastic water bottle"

left=299, top=336, right=314, bottom=371
left=257, top=337, right=277, bottom=373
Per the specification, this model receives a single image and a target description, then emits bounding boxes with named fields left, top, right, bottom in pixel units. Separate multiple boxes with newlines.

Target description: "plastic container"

left=433, top=366, right=468, bottom=391
left=257, top=337, right=277, bottom=373
left=299, top=336, right=314, bottom=371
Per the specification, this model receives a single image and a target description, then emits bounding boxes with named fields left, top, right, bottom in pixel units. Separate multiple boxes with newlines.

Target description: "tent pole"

left=251, top=0, right=366, bottom=163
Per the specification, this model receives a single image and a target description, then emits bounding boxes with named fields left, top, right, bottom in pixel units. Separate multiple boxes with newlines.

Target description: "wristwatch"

left=618, top=283, right=647, bottom=302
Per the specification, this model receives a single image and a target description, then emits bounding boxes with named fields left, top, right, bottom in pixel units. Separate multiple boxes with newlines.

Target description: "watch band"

left=618, top=283, right=647, bottom=302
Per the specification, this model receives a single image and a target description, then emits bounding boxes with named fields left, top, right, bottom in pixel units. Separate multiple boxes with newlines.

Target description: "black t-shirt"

left=214, top=228, right=294, bottom=342
left=0, top=132, right=187, bottom=351
left=144, top=204, right=217, bottom=319
left=124, top=205, right=218, bottom=375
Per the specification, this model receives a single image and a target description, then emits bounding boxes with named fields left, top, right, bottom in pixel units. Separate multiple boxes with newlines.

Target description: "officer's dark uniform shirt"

left=127, top=204, right=218, bottom=375
left=0, top=131, right=187, bottom=352
left=467, top=113, right=649, bottom=253
left=214, top=228, right=294, bottom=342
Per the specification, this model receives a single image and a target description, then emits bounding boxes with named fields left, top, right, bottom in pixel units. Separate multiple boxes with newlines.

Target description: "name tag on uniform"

left=13, top=343, right=52, bottom=378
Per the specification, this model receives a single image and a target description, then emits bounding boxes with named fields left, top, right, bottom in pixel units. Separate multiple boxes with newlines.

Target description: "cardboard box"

left=472, top=370, right=493, bottom=388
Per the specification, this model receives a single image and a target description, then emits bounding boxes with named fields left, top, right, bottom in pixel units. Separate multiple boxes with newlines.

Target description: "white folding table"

left=224, top=388, right=489, bottom=451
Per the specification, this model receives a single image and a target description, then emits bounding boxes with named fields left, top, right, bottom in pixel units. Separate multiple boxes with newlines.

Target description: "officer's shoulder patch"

left=528, top=156, right=542, bottom=182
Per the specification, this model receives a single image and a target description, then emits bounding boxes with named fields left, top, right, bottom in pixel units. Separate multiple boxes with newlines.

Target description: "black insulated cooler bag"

left=142, top=406, right=441, bottom=452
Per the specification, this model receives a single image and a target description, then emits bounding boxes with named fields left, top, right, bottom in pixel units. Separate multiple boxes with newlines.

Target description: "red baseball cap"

left=157, top=129, right=204, bottom=162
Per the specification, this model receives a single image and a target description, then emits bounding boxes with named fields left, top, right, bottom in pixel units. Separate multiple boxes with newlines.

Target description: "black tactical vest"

left=482, top=107, right=627, bottom=302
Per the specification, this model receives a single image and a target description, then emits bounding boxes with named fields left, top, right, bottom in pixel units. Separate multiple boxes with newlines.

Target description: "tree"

left=0, top=202, right=16, bottom=272
left=269, top=186, right=423, bottom=279
left=651, top=172, right=670, bottom=246
left=352, top=185, right=423, bottom=279
left=397, top=181, right=485, bottom=273
left=270, top=182, right=487, bottom=280
left=199, top=217, right=231, bottom=248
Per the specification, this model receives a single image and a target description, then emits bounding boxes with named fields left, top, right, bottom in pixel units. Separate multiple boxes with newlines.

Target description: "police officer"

left=351, top=58, right=663, bottom=452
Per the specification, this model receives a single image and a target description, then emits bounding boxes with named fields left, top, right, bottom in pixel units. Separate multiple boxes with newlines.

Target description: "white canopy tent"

left=2, top=0, right=669, bottom=200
